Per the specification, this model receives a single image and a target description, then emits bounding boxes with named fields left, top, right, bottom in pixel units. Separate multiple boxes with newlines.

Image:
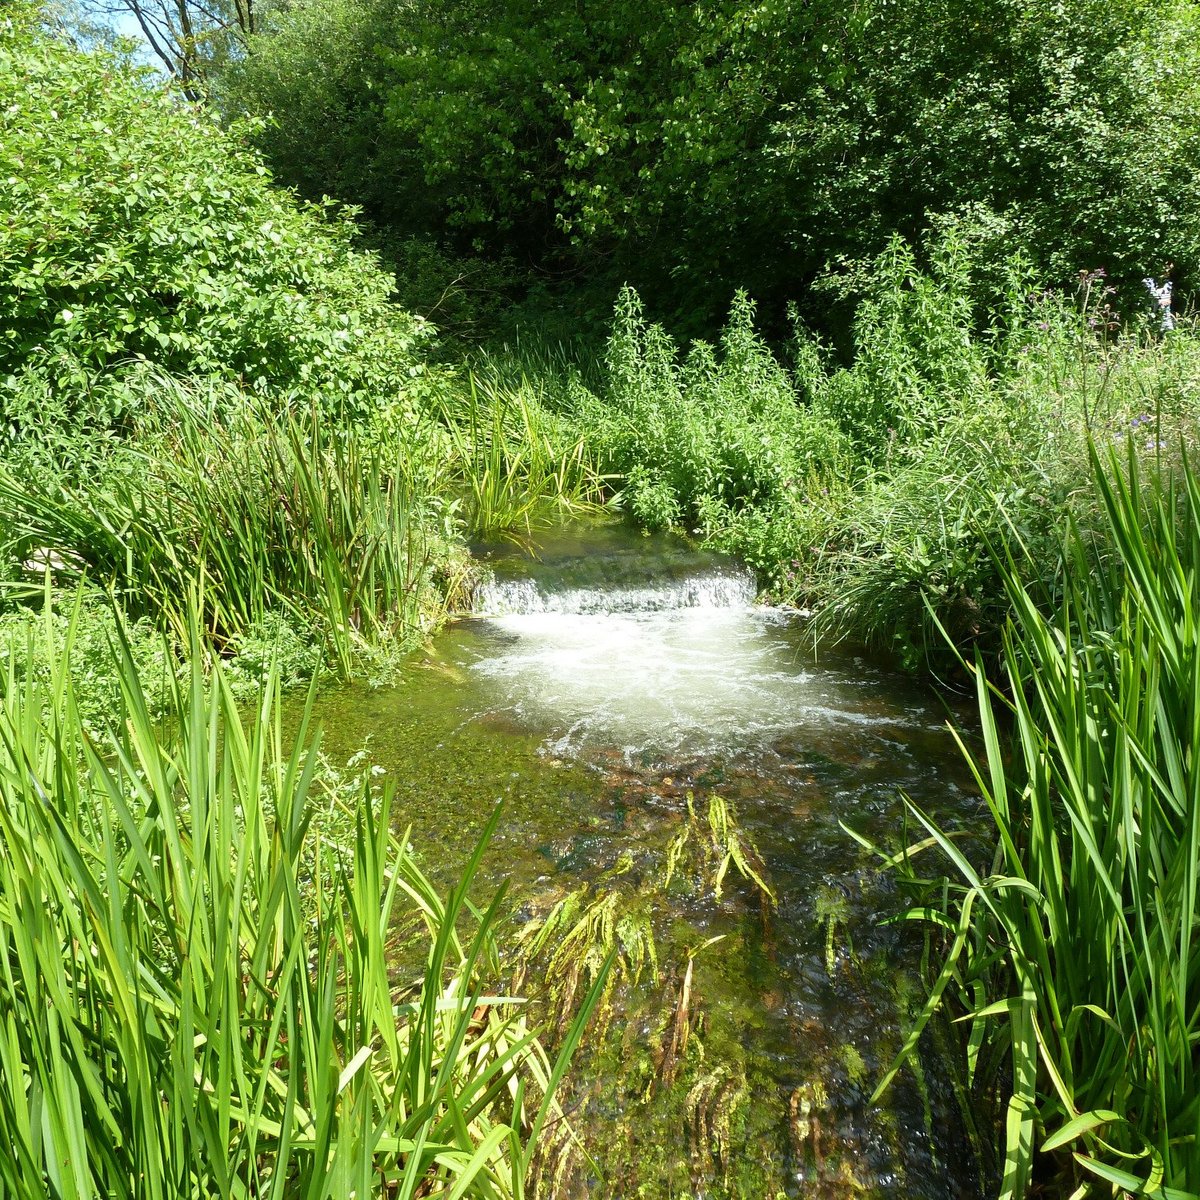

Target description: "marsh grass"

left=0, top=383, right=456, bottom=678
left=434, top=371, right=606, bottom=535
left=795, top=252, right=1200, bottom=668
left=864, top=441, right=1200, bottom=1198
left=0, top=600, right=608, bottom=1198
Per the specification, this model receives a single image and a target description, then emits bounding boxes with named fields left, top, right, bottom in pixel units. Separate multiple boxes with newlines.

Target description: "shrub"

left=808, top=234, right=990, bottom=457
left=0, top=586, right=176, bottom=736
left=583, top=287, right=847, bottom=533
left=0, top=8, right=430, bottom=437
left=790, top=238, right=1200, bottom=667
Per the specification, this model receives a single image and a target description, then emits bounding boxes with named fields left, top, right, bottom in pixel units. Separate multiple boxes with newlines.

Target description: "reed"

left=433, top=371, right=606, bottom=535
left=868, top=438, right=1200, bottom=1198
left=0, top=598, right=607, bottom=1198
left=0, top=384, right=448, bottom=678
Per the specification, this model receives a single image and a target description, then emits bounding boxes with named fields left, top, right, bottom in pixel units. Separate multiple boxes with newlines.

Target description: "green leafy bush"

left=808, top=235, right=990, bottom=456
left=772, top=238, right=1200, bottom=666
left=0, top=587, right=176, bottom=736
left=580, top=287, right=847, bottom=535
left=0, top=8, right=430, bottom=436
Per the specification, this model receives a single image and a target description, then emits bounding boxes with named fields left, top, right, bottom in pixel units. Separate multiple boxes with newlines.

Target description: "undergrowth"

left=0, top=602, right=608, bottom=1199
left=562, top=234, right=1200, bottom=673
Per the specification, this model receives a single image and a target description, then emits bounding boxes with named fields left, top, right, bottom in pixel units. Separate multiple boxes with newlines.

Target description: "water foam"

left=472, top=565, right=756, bottom=616
left=463, top=531, right=934, bottom=759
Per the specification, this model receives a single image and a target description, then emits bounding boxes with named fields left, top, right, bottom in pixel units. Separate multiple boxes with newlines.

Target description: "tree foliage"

left=0, top=7, right=429, bottom=433
left=224, top=0, right=1200, bottom=333
left=83, top=0, right=259, bottom=97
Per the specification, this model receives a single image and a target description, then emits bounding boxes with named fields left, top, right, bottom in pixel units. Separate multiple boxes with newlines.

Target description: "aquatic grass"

left=512, top=793, right=786, bottom=1197
left=0, top=598, right=609, bottom=1199
left=434, top=371, right=606, bottom=534
left=514, top=865, right=658, bottom=1041
left=868, top=438, right=1200, bottom=1198
left=664, top=794, right=776, bottom=907
left=0, top=384, right=452, bottom=678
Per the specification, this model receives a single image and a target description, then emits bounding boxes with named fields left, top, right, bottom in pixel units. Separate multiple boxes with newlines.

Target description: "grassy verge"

left=0, top=363, right=610, bottom=690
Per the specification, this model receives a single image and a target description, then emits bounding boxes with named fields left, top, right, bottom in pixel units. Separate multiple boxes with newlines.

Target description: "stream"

left=302, top=519, right=985, bottom=1198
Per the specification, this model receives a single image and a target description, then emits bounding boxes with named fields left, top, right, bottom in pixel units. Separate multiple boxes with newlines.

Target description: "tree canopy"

left=222, top=0, right=1200, bottom=333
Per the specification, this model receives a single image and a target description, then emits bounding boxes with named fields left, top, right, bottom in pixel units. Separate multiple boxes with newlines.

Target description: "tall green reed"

left=864, top=439, right=1200, bottom=1198
left=0, top=387, right=451, bottom=678
left=433, top=371, right=605, bottom=535
left=0, top=598, right=607, bottom=1198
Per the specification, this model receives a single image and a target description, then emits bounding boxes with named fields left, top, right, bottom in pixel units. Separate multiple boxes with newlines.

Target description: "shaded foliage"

left=223, top=0, right=1200, bottom=336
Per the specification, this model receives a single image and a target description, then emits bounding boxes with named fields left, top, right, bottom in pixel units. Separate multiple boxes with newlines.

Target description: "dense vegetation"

left=222, top=0, right=1200, bottom=335
left=873, top=445, right=1200, bottom=1197
left=3, top=0, right=1200, bottom=1196
left=0, top=11, right=604, bottom=1197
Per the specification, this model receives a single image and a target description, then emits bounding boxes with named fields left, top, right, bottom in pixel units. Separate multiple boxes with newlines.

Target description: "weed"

left=0, top=605, right=610, bottom=1199
left=863, top=440, right=1200, bottom=1197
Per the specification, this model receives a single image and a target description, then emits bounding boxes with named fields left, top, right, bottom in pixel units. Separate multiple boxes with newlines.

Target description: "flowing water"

left=302, top=519, right=986, bottom=1198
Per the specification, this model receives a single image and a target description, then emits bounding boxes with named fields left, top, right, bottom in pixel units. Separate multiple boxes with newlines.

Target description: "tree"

left=221, top=0, right=1200, bottom=334
left=84, top=0, right=259, bottom=97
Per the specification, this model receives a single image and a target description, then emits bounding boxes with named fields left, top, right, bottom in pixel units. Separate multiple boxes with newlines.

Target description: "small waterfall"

left=472, top=564, right=756, bottom=616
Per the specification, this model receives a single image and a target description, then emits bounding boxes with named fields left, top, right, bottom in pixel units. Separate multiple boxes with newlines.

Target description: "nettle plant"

left=591, top=287, right=845, bottom=531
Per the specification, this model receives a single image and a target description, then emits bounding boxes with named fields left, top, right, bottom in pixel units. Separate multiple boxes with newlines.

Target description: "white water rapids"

left=466, top=547, right=934, bottom=760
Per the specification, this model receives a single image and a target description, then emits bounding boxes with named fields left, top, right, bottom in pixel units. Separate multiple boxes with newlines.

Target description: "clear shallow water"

left=302, top=520, right=986, bottom=1198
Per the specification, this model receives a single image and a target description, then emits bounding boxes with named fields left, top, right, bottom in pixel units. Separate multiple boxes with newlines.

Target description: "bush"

left=0, top=587, right=177, bottom=737
left=788, top=239, right=1200, bottom=667
left=581, top=287, right=847, bottom=537
left=807, top=234, right=991, bottom=457
left=0, top=8, right=430, bottom=437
